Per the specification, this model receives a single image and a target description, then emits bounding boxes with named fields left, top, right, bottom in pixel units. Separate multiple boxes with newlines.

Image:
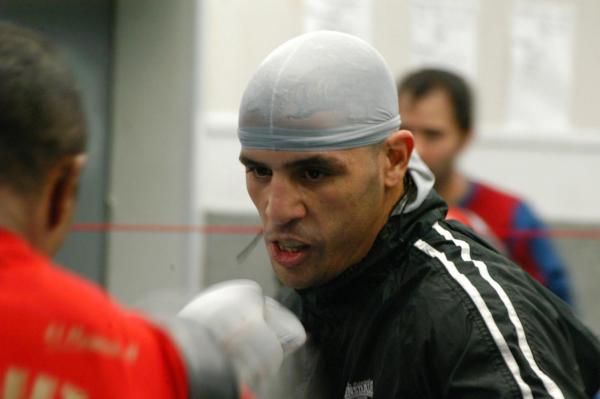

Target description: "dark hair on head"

left=397, top=68, right=473, bottom=133
left=0, top=22, right=86, bottom=193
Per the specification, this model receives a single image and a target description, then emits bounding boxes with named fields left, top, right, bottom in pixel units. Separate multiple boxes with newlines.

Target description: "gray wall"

left=204, top=213, right=278, bottom=298
left=1, top=1, right=114, bottom=284
left=553, top=226, right=600, bottom=334
left=106, top=0, right=202, bottom=305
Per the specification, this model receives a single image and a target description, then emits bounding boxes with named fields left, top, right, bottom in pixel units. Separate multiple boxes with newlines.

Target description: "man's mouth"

left=276, top=240, right=308, bottom=252
left=270, top=240, right=310, bottom=268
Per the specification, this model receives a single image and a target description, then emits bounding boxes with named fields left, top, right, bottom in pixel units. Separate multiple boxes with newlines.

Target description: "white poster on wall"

left=409, top=0, right=480, bottom=80
left=506, top=0, right=576, bottom=133
left=304, top=0, right=372, bottom=42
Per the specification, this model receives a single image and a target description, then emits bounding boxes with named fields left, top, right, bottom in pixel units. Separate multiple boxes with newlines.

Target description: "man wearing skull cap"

left=238, top=31, right=600, bottom=398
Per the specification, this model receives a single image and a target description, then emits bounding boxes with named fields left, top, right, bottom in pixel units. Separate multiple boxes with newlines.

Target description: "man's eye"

left=423, top=129, right=444, bottom=141
left=303, top=169, right=325, bottom=181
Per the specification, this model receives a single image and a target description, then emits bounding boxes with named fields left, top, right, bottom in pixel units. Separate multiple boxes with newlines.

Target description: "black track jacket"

left=274, top=191, right=600, bottom=398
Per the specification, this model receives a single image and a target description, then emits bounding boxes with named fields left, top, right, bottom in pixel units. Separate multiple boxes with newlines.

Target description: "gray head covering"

left=238, top=30, right=400, bottom=151
left=237, top=30, right=435, bottom=213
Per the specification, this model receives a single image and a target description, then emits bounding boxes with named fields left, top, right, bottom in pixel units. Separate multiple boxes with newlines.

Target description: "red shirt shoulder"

left=460, top=181, right=522, bottom=239
left=0, top=229, right=187, bottom=399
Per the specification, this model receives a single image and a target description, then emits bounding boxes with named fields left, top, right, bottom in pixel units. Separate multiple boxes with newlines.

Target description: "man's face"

left=399, top=89, right=469, bottom=182
left=240, top=147, right=388, bottom=289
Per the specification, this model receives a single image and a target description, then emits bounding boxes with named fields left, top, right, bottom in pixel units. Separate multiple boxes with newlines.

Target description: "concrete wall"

left=106, top=0, right=203, bottom=305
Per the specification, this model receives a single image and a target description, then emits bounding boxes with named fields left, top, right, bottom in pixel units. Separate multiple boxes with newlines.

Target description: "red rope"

left=70, top=223, right=600, bottom=239
left=71, top=223, right=261, bottom=234
left=493, top=229, right=600, bottom=240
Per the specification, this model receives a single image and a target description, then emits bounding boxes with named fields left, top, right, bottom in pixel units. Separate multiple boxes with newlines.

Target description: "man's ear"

left=383, top=130, right=414, bottom=188
left=47, top=154, right=86, bottom=231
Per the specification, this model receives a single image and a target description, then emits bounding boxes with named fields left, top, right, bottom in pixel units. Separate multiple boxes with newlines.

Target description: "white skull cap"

left=238, top=30, right=400, bottom=151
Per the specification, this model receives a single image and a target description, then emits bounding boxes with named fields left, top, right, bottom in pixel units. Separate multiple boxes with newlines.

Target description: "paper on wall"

left=409, top=0, right=480, bottom=80
left=506, top=0, right=576, bottom=133
left=304, top=0, right=372, bottom=42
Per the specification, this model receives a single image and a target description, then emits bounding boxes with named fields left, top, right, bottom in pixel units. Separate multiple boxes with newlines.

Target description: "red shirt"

left=0, top=228, right=188, bottom=398
left=459, top=181, right=571, bottom=304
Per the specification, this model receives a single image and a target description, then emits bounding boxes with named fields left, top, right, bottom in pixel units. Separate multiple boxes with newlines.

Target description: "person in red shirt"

left=397, top=68, right=573, bottom=304
left=445, top=206, right=506, bottom=254
left=0, top=22, right=304, bottom=399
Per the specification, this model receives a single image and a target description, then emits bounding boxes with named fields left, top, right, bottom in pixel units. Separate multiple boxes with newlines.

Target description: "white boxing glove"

left=178, top=280, right=305, bottom=390
left=264, top=297, right=306, bottom=356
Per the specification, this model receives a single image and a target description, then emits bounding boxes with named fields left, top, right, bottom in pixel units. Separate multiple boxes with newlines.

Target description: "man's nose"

left=265, top=175, right=306, bottom=226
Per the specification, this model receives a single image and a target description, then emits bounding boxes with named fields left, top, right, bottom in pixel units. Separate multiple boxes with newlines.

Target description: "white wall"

left=198, top=0, right=600, bottom=224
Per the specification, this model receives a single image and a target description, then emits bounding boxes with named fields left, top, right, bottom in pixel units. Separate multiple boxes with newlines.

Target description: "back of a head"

left=0, top=22, right=86, bottom=194
left=238, top=31, right=400, bottom=151
left=397, top=68, right=473, bottom=133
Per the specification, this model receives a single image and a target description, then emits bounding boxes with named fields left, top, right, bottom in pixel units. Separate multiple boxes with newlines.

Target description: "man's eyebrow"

left=284, top=155, right=346, bottom=172
left=239, top=155, right=266, bottom=167
left=423, top=128, right=443, bottom=136
left=239, top=154, right=347, bottom=172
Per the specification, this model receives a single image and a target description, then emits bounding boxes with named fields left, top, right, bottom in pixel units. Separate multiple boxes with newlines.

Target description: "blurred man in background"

left=0, top=22, right=304, bottom=399
left=397, top=68, right=573, bottom=304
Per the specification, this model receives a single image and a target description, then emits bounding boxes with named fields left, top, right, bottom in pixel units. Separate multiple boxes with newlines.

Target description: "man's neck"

left=0, top=188, right=37, bottom=243
left=434, top=169, right=469, bottom=206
